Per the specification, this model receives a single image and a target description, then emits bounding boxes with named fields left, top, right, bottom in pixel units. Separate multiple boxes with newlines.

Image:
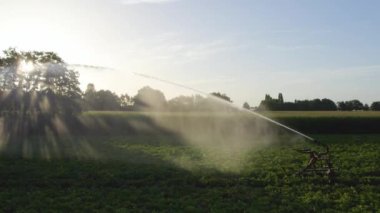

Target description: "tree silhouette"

left=120, top=93, right=132, bottom=111
left=133, top=86, right=167, bottom=111
left=0, top=48, right=82, bottom=146
left=338, top=100, right=364, bottom=111
left=210, top=92, right=232, bottom=102
left=168, top=95, right=195, bottom=111
left=93, top=90, right=121, bottom=111
left=243, top=102, right=250, bottom=109
left=0, top=48, right=82, bottom=115
left=83, top=83, right=97, bottom=110
left=83, top=84, right=121, bottom=111
left=278, top=93, right=284, bottom=104
left=258, top=93, right=338, bottom=111
left=363, top=104, right=370, bottom=111
left=371, top=102, right=380, bottom=111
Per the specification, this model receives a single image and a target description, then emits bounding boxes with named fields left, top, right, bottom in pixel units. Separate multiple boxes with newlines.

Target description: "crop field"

left=263, top=111, right=380, bottom=134
left=0, top=111, right=379, bottom=212
left=262, top=111, right=380, bottom=118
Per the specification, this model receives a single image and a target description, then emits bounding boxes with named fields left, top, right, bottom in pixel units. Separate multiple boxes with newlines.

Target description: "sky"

left=0, top=0, right=379, bottom=106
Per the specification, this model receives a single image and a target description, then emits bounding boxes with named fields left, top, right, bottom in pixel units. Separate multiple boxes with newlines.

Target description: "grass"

left=0, top=111, right=379, bottom=212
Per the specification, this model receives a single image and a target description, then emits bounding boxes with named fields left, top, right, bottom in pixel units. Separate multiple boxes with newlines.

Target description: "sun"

left=19, top=60, right=34, bottom=73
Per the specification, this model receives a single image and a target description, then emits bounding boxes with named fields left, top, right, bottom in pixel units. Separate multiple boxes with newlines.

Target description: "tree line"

left=1, top=48, right=379, bottom=116
left=82, top=84, right=234, bottom=112
left=256, top=93, right=380, bottom=111
left=82, top=85, right=380, bottom=112
left=0, top=48, right=231, bottom=115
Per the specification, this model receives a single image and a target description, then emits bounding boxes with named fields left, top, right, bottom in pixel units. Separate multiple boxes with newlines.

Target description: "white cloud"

left=265, top=44, right=325, bottom=51
left=121, top=33, right=236, bottom=65
left=121, top=0, right=180, bottom=5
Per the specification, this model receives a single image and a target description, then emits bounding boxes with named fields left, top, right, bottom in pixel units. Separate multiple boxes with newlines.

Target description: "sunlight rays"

left=19, top=60, right=34, bottom=73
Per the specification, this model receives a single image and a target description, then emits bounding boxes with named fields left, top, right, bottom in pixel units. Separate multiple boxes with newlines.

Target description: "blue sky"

left=0, top=0, right=379, bottom=106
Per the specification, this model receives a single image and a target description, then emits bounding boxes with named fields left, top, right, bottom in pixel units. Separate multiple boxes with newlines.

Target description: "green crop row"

left=275, top=117, right=380, bottom=134
left=79, top=111, right=380, bottom=135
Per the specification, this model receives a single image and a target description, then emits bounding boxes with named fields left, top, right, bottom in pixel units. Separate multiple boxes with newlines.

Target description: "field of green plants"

left=0, top=111, right=379, bottom=212
left=262, top=111, right=380, bottom=118
left=262, top=111, right=380, bottom=134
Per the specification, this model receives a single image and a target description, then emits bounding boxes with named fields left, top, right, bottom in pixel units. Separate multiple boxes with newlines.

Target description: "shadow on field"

left=0, top=113, right=187, bottom=160
left=1, top=114, right=380, bottom=212
left=0, top=113, right=255, bottom=212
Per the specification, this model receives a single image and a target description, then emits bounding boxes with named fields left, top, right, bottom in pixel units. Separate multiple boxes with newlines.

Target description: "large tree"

left=278, top=93, right=284, bottom=104
left=243, top=102, right=250, bottom=110
left=0, top=48, right=82, bottom=115
left=83, top=84, right=121, bottom=111
left=168, top=95, right=195, bottom=111
left=93, top=90, right=121, bottom=111
left=133, top=86, right=167, bottom=111
left=83, top=83, right=97, bottom=110
left=371, top=102, right=380, bottom=111
left=0, top=48, right=83, bottom=146
left=120, top=93, right=132, bottom=111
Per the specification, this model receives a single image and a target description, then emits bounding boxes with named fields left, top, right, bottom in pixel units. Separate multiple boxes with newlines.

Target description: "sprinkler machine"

left=293, top=139, right=336, bottom=183
left=239, top=106, right=337, bottom=183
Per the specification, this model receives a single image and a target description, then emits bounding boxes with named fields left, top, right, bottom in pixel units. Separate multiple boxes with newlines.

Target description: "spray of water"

left=69, top=63, right=318, bottom=172
left=132, top=72, right=315, bottom=142
left=69, top=64, right=115, bottom=71
left=0, top=62, right=315, bottom=170
left=69, top=63, right=315, bottom=141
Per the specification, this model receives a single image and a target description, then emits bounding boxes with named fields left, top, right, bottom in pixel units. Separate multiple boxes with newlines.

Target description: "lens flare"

left=19, top=60, right=34, bottom=73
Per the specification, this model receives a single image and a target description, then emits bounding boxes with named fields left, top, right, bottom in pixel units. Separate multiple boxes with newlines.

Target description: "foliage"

left=167, top=95, right=196, bottom=111
left=278, top=93, right=284, bottom=104
left=210, top=92, right=232, bottom=102
left=243, top=102, right=250, bottom=109
left=0, top=48, right=82, bottom=115
left=82, top=83, right=132, bottom=111
left=84, top=89, right=121, bottom=111
left=259, top=94, right=337, bottom=111
left=133, top=86, right=167, bottom=111
left=167, top=93, right=240, bottom=112
left=0, top=48, right=81, bottom=100
left=371, top=102, right=380, bottom=111
left=338, top=100, right=365, bottom=111
left=120, top=93, right=132, bottom=110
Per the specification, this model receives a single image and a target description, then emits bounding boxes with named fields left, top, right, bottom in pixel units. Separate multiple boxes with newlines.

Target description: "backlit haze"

left=1, top=0, right=379, bottom=106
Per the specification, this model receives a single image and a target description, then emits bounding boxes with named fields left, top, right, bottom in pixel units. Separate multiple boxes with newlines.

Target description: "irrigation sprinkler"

left=132, top=72, right=337, bottom=182
left=69, top=64, right=337, bottom=183
left=294, top=143, right=336, bottom=183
